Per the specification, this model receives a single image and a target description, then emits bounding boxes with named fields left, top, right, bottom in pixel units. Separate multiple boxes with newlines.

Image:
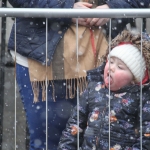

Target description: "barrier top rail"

left=0, top=8, right=150, bottom=18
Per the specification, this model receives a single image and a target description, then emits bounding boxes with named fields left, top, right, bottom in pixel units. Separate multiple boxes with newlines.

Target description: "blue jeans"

left=16, top=64, right=77, bottom=150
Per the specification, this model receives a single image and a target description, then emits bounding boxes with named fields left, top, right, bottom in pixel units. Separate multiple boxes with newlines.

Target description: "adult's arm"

left=8, top=0, right=75, bottom=9
left=8, top=0, right=75, bottom=24
left=106, top=0, right=150, bottom=8
left=8, top=0, right=93, bottom=25
left=86, top=0, right=150, bottom=38
left=107, top=0, right=150, bottom=38
left=87, top=0, right=150, bottom=26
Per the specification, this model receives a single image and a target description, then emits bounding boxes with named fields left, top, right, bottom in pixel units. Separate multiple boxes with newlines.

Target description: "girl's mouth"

left=105, top=71, right=113, bottom=85
left=105, top=76, right=113, bottom=85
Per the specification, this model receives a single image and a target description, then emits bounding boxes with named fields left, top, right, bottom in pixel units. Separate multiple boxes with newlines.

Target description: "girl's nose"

left=110, top=64, right=115, bottom=72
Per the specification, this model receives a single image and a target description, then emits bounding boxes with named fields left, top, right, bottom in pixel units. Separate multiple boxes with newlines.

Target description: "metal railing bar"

left=140, top=18, right=143, bottom=150
left=0, top=8, right=150, bottom=18
left=75, top=18, right=80, bottom=150
left=14, top=18, right=17, bottom=150
left=0, top=0, right=6, bottom=149
left=45, top=18, right=48, bottom=150
left=108, top=19, right=112, bottom=150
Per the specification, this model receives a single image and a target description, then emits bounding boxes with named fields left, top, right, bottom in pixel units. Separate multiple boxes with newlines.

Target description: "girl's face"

left=104, top=56, right=134, bottom=91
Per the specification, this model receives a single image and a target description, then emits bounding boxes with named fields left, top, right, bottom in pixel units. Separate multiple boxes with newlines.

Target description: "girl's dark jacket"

left=57, top=63, right=150, bottom=150
left=8, top=0, right=150, bottom=65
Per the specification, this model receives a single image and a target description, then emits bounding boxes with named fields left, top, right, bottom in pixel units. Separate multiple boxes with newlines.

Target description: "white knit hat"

left=108, top=44, right=146, bottom=82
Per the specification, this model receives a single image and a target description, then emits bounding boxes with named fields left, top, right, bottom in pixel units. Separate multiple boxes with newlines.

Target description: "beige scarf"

left=28, top=0, right=109, bottom=103
left=28, top=24, right=108, bottom=103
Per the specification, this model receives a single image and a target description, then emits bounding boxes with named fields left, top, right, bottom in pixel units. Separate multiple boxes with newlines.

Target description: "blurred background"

left=0, top=1, right=27, bottom=150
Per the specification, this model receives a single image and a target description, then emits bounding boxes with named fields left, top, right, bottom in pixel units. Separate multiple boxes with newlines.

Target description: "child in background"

left=57, top=30, right=150, bottom=150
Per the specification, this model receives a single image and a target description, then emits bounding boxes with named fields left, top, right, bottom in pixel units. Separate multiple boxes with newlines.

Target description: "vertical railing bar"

left=140, top=18, right=143, bottom=150
left=14, top=18, right=17, bottom=150
left=0, top=1, right=7, bottom=149
left=76, top=18, right=79, bottom=150
left=108, top=19, right=112, bottom=150
left=46, top=18, right=48, bottom=150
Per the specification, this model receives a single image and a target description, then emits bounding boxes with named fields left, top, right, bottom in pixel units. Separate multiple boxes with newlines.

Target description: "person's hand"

left=72, top=2, right=92, bottom=26
left=86, top=4, right=110, bottom=26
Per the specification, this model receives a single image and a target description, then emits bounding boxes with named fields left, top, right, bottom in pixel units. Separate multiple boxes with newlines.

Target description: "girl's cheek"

left=114, top=72, right=123, bottom=81
left=114, top=72, right=125, bottom=83
left=115, top=72, right=131, bottom=85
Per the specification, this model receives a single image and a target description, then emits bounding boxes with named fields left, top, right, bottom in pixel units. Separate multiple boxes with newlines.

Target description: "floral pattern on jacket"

left=57, top=63, right=150, bottom=150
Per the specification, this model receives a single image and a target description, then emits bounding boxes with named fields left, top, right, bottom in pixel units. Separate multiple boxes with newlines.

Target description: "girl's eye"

left=109, top=58, right=114, bottom=64
left=118, top=66, right=123, bottom=69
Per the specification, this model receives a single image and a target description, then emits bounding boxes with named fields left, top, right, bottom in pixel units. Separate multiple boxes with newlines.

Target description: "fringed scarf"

left=28, top=24, right=108, bottom=103
left=28, top=0, right=108, bottom=102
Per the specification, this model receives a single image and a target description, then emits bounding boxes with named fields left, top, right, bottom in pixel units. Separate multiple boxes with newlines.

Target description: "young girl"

left=57, top=30, right=150, bottom=150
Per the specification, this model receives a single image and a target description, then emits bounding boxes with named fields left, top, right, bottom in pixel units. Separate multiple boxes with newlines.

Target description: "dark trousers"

left=16, top=64, right=77, bottom=150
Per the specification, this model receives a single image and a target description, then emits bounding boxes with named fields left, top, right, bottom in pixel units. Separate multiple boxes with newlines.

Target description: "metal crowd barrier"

left=0, top=8, right=150, bottom=150
left=0, top=8, right=150, bottom=18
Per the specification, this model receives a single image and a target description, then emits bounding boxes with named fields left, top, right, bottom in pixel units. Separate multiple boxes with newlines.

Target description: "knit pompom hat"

left=108, top=44, right=146, bottom=82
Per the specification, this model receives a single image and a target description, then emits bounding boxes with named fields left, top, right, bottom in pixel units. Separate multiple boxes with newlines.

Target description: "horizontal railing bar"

left=0, top=8, right=150, bottom=18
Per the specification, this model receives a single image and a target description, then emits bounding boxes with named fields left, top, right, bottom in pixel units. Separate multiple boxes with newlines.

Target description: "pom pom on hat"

left=108, top=44, right=146, bottom=82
